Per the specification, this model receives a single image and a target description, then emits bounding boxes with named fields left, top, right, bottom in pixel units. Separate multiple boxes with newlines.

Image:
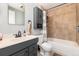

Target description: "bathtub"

left=47, top=38, right=79, bottom=56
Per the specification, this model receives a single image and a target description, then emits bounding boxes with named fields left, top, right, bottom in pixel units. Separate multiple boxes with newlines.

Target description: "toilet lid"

left=41, top=42, right=52, bottom=51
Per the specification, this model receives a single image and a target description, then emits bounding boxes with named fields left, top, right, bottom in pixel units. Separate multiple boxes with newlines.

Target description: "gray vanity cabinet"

left=0, top=38, right=38, bottom=56
left=13, top=48, right=29, bottom=56
left=29, top=44, right=38, bottom=56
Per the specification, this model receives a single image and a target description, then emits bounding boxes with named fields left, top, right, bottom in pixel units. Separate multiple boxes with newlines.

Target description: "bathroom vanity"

left=0, top=35, right=38, bottom=56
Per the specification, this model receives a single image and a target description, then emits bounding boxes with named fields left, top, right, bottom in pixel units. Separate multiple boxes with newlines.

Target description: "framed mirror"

left=8, top=3, right=25, bottom=25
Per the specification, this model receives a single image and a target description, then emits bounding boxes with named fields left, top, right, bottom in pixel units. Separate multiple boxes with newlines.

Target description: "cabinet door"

left=24, top=49, right=28, bottom=56
left=13, top=48, right=28, bottom=56
left=29, top=51, right=37, bottom=56
left=29, top=44, right=37, bottom=56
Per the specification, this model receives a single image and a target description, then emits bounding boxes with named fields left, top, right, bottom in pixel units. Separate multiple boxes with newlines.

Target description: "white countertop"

left=0, top=35, right=38, bottom=49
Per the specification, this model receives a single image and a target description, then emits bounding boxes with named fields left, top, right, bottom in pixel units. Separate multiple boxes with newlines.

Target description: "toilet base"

left=40, top=46, right=52, bottom=56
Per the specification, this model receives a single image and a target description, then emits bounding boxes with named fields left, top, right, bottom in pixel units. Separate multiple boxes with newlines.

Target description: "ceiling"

left=39, top=3, right=63, bottom=10
left=8, top=3, right=24, bottom=12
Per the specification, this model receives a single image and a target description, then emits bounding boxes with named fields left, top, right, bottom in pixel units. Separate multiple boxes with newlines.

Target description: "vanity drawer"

left=13, top=48, right=29, bottom=56
left=29, top=51, right=37, bottom=56
left=29, top=44, right=37, bottom=53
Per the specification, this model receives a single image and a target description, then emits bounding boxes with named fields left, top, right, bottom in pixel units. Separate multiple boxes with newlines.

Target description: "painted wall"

left=25, top=3, right=43, bottom=35
left=0, top=3, right=44, bottom=35
left=0, top=3, right=24, bottom=34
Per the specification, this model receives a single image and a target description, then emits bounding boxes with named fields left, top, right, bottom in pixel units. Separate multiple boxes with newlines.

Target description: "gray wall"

left=0, top=3, right=24, bottom=34
left=25, top=3, right=42, bottom=35
left=0, top=3, right=42, bottom=34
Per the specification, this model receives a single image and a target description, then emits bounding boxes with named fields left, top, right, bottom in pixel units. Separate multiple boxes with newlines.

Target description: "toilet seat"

left=41, top=42, right=52, bottom=52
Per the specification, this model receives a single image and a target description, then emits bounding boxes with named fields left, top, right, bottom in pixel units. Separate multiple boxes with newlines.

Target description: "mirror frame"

left=8, top=4, right=25, bottom=25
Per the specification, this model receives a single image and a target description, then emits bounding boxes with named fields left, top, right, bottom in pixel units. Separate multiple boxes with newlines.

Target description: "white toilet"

left=40, top=41, right=52, bottom=56
left=37, top=35, right=53, bottom=56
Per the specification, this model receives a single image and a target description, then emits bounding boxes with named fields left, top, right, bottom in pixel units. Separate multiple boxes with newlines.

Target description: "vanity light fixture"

left=19, top=3, right=24, bottom=8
